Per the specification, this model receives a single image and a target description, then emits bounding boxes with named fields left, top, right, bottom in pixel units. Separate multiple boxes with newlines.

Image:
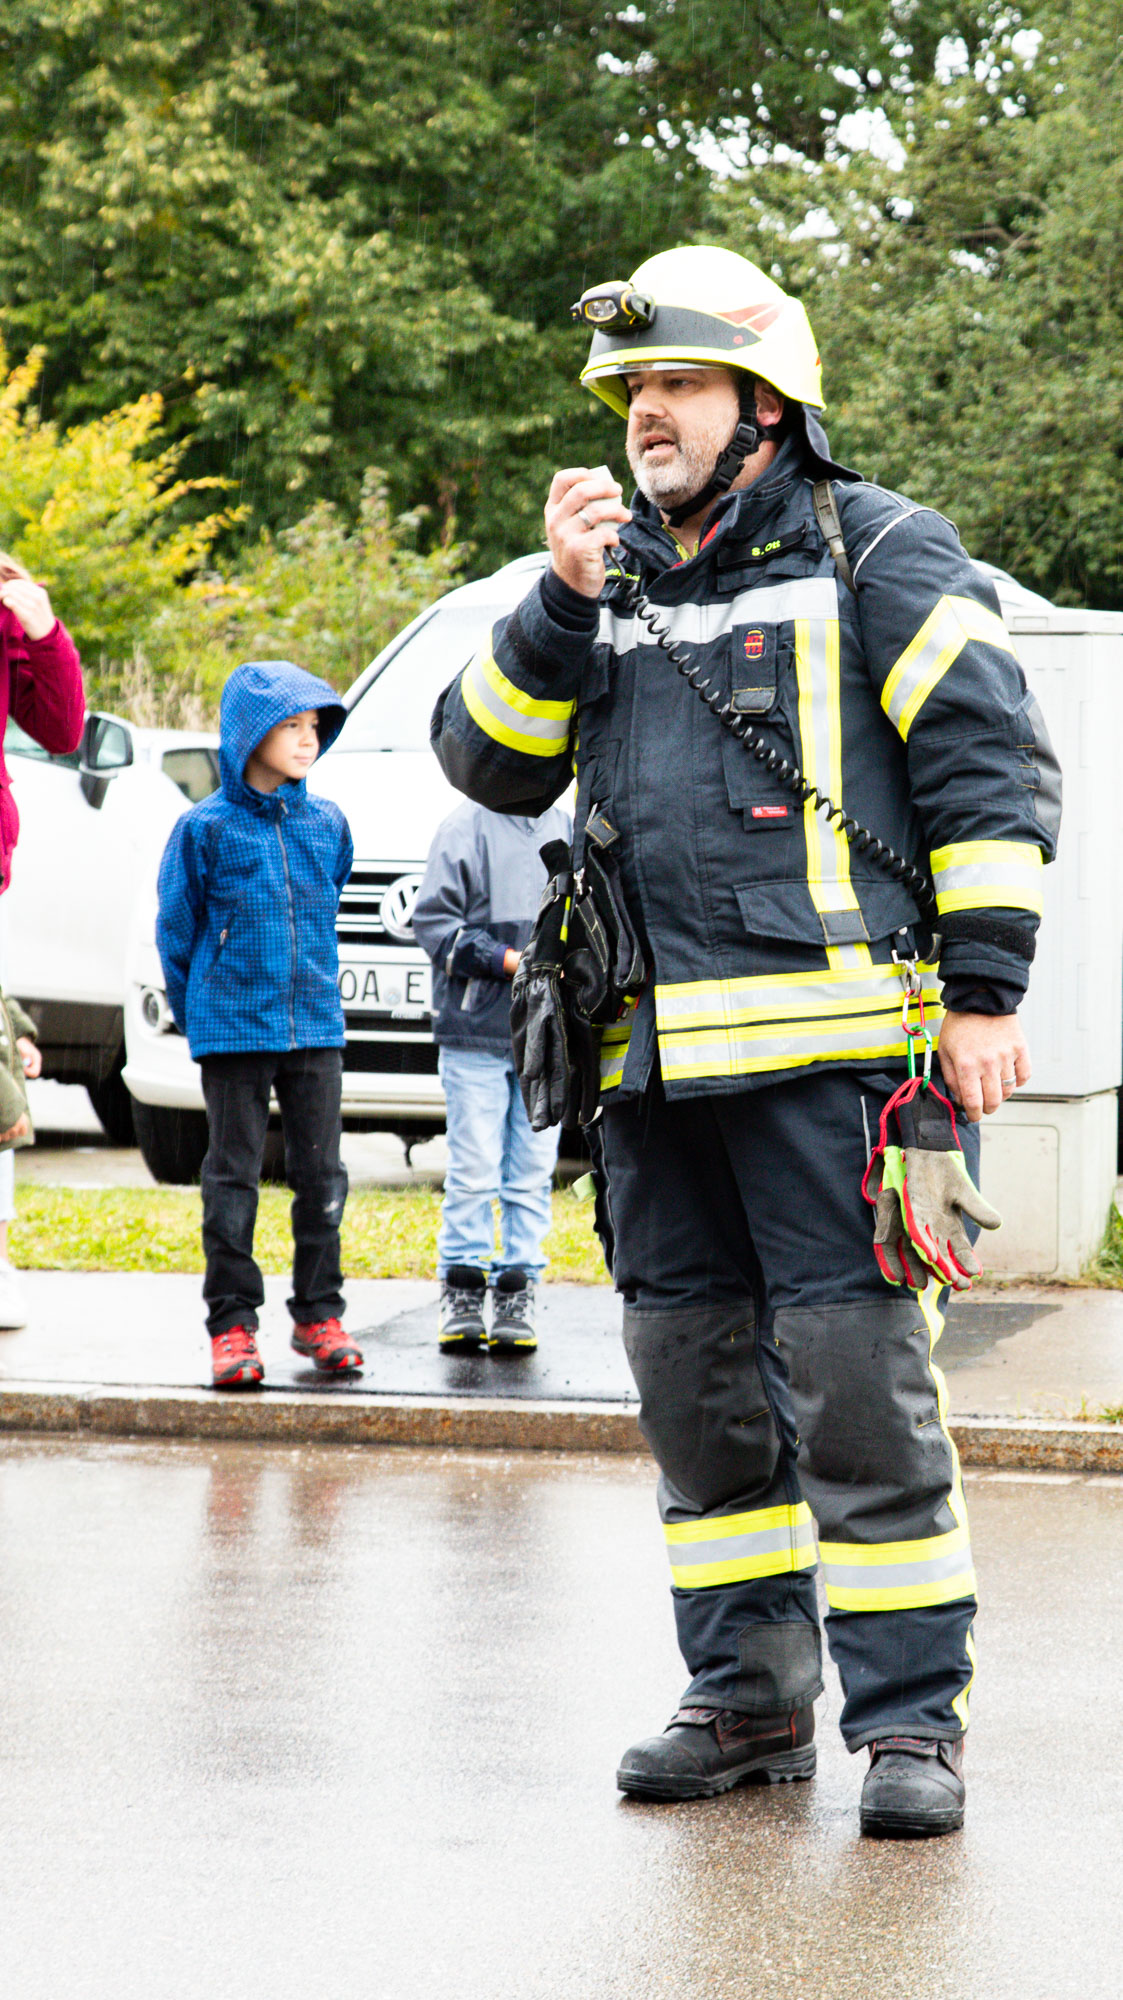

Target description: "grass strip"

left=10, top=1183, right=611, bottom=1283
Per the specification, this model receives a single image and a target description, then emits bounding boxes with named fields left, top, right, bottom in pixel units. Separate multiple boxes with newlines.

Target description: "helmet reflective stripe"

left=579, top=244, right=824, bottom=415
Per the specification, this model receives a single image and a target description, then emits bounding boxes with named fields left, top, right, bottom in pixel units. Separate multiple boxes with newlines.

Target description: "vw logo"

left=380, top=873, right=422, bottom=942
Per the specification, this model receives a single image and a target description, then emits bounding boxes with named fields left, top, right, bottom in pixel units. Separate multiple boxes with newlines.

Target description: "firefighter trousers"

left=598, top=1067, right=979, bottom=1750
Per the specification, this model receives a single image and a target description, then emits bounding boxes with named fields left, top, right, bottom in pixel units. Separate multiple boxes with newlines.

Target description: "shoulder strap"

left=811, top=479, right=855, bottom=595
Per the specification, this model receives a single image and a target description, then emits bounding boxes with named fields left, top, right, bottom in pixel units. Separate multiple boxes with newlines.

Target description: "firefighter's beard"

left=626, top=410, right=738, bottom=514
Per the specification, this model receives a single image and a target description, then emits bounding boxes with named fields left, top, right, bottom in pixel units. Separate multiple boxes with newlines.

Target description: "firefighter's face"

left=623, top=367, right=741, bottom=510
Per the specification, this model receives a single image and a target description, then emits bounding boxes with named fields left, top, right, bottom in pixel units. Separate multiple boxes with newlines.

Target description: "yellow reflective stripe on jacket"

left=817, top=1525, right=976, bottom=1613
left=881, top=595, right=1017, bottom=740
left=664, top=1501, right=816, bottom=1589
left=655, top=963, right=942, bottom=1083
left=461, top=650, right=575, bottom=758
left=656, top=964, right=942, bottom=1030
left=794, top=608, right=870, bottom=972
left=599, top=1017, right=633, bottom=1094
left=930, top=838, right=1044, bottom=917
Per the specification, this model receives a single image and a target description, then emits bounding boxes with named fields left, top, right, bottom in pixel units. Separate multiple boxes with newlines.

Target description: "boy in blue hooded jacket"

left=157, top=661, right=359, bottom=1388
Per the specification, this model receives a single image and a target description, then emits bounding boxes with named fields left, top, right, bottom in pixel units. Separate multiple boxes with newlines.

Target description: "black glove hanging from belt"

left=510, top=817, right=647, bottom=1132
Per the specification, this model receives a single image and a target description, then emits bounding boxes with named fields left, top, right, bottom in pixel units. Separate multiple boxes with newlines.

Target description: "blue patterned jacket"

left=156, top=661, right=353, bottom=1058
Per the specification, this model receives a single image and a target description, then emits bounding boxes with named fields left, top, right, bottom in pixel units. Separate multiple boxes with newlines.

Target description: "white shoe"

left=0, top=1258, right=28, bottom=1329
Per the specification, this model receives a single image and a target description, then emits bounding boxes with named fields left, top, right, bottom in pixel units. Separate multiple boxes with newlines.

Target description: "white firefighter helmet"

left=574, top=245, right=824, bottom=417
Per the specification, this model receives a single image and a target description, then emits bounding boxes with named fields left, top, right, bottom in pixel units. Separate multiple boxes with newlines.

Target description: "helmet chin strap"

left=663, top=413, right=762, bottom=529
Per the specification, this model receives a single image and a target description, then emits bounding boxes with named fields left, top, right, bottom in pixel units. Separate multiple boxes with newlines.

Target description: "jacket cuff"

left=489, top=942, right=511, bottom=979
left=940, top=975, right=1026, bottom=1017
left=539, top=566, right=601, bottom=632
left=512, top=576, right=600, bottom=679
left=939, top=941, right=1028, bottom=1007
left=24, top=619, right=61, bottom=650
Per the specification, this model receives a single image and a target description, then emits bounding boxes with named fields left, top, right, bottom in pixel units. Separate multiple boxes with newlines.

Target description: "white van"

left=4, top=712, right=219, bottom=1142
left=122, top=553, right=549, bottom=1180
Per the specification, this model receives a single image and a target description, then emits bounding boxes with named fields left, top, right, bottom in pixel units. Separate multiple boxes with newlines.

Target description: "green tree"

left=708, top=0, right=1123, bottom=605
left=0, top=340, right=232, bottom=658
left=150, top=470, right=466, bottom=702
left=0, top=0, right=973, bottom=574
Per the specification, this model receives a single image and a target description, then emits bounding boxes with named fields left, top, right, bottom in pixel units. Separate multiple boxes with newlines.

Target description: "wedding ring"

left=1001, top=1075, right=1016, bottom=1086
left=578, top=508, right=593, bottom=529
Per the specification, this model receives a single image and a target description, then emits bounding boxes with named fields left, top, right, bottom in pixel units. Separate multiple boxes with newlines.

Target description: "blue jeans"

left=437, top=1047, right=560, bottom=1279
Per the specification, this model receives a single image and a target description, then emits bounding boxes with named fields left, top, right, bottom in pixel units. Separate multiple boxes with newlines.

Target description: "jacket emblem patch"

left=751, top=804, right=789, bottom=820
left=744, top=630, right=766, bottom=659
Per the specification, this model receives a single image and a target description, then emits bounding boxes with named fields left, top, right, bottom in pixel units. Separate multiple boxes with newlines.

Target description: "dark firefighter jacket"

left=432, top=437, right=1061, bottom=1105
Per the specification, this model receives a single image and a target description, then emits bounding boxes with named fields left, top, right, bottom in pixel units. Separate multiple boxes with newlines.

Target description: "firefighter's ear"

left=754, top=381, right=784, bottom=427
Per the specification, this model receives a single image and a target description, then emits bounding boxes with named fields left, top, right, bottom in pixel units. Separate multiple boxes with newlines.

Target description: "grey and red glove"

left=862, top=1078, right=1002, bottom=1292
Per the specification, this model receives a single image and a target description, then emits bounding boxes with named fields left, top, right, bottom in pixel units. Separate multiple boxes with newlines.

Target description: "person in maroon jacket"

left=0, top=552, right=85, bottom=888
left=0, top=551, right=84, bottom=1325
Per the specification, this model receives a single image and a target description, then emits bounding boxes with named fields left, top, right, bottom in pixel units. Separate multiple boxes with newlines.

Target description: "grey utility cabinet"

left=974, top=569, right=1123, bottom=1278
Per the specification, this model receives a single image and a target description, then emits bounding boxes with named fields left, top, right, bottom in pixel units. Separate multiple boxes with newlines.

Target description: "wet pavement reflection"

left=0, top=1441, right=1119, bottom=1997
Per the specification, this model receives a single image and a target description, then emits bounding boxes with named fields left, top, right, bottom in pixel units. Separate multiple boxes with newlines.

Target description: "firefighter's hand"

left=545, top=466, right=632, bottom=599
left=0, top=1113, right=29, bottom=1145
left=937, top=1011, right=1031, bottom=1122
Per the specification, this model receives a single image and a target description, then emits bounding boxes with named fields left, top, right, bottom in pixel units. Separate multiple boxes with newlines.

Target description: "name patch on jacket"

left=750, top=804, right=790, bottom=820
left=739, top=530, right=806, bottom=563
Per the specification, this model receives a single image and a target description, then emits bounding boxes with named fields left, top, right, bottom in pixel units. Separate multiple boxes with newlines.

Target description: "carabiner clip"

left=900, top=975, right=933, bottom=1087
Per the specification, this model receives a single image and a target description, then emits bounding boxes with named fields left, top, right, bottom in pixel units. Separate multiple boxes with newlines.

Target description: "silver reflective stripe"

left=821, top=1543, right=973, bottom=1592
left=851, top=507, right=922, bottom=581
left=669, top=1523, right=808, bottom=1569
left=934, top=860, right=1039, bottom=896
left=599, top=577, right=838, bottom=653
left=660, top=1011, right=937, bottom=1076
left=882, top=602, right=964, bottom=735
left=655, top=968, right=940, bottom=1026
left=462, top=656, right=572, bottom=745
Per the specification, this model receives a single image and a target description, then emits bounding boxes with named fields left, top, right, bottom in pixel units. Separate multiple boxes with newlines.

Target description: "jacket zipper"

left=276, top=808, right=297, bottom=1047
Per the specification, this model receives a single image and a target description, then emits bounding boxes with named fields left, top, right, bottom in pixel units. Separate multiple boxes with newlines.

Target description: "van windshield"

left=334, top=604, right=509, bottom=752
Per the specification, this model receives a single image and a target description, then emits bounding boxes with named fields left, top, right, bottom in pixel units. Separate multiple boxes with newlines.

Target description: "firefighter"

left=432, top=246, right=1060, bottom=1838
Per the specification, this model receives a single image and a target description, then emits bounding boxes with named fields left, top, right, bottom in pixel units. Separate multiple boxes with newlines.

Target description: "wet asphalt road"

left=1, top=1441, right=1120, bottom=2000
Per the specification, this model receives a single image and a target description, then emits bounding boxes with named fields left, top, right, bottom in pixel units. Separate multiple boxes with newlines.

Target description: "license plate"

left=337, top=959, right=432, bottom=1016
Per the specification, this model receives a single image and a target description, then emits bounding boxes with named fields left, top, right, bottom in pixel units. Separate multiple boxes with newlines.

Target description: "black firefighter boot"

left=860, top=1735, right=966, bottom=1838
left=616, top=1704, right=816, bottom=1801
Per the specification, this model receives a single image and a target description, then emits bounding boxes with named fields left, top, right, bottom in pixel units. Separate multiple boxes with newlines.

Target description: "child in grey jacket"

left=412, top=798, right=571, bottom=1352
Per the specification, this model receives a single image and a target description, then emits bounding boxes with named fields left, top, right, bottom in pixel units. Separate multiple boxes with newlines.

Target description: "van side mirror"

left=80, top=713, right=133, bottom=808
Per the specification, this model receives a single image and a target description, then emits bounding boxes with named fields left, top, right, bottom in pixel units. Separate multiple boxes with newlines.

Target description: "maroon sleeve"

left=8, top=619, right=85, bottom=755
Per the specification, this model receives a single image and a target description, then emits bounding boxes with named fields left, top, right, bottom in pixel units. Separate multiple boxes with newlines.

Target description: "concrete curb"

left=0, top=1381, right=1121, bottom=1470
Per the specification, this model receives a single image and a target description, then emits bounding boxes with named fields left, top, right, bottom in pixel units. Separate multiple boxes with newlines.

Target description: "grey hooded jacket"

left=413, top=799, right=572, bottom=1055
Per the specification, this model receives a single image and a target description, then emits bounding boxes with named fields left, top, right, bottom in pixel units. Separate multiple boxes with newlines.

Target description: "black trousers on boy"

left=200, top=1048, right=347, bottom=1336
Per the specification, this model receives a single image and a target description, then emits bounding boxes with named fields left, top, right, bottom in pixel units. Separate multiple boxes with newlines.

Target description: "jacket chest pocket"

left=716, top=623, right=801, bottom=828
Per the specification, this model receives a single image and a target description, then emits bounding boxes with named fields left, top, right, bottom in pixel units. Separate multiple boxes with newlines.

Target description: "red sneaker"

left=291, top=1318, right=363, bottom=1373
left=210, top=1324, right=264, bottom=1389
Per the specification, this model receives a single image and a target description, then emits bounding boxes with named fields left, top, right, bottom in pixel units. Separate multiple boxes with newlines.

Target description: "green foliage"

left=0, top=0, right=974, bottom=576
left=0, top=341, right=233, bottom=659
left=708, top=0, right=1123, bottom=606
left=146, top=471, right=466, bottom=713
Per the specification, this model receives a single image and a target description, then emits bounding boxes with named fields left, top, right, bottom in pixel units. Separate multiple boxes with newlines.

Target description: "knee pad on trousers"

left=623, top=1302, right=781, bottom=1515
left=672, top=1578, right=824, bottom=1714
left=773, top=1296, right=959, bottom=1543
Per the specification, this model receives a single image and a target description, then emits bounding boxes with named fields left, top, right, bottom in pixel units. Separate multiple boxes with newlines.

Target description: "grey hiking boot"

left=616, top=1704, right=816, bottom=1801
left=860, top=1735, right=965, bottom=1838
left=438, top=1266, right=487, bottom=1351
left=488, top=1268, right=537, bottom=1352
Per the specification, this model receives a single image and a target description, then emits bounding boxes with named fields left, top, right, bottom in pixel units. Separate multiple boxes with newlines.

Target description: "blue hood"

left=219, top=659, right=347, bottom=807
